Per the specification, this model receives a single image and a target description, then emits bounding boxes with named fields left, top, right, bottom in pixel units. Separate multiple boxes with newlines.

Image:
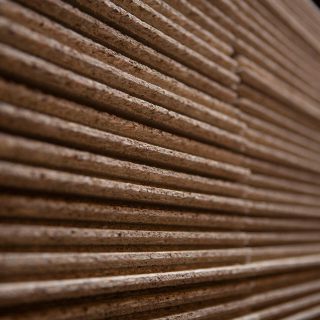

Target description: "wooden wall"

left=1, top=0, right=320, bottom=319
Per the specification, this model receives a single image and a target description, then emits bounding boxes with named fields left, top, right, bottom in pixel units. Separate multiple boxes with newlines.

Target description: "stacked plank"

left=0, top=0, right=320, bottom=319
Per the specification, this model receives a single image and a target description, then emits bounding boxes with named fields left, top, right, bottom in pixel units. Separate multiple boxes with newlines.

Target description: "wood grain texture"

left=0, top=0, right=320, bottom=319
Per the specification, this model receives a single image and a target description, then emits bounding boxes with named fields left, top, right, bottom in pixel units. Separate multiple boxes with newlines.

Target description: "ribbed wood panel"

left=0, top=0, right=320, bottom=319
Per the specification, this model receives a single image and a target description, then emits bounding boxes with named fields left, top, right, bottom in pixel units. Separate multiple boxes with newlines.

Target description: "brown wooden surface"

left=0, top=0, right=320, bottom=319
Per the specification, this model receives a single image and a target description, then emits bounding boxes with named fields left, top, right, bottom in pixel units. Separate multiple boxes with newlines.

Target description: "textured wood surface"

left=0, top=0, right=320, bottom=319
